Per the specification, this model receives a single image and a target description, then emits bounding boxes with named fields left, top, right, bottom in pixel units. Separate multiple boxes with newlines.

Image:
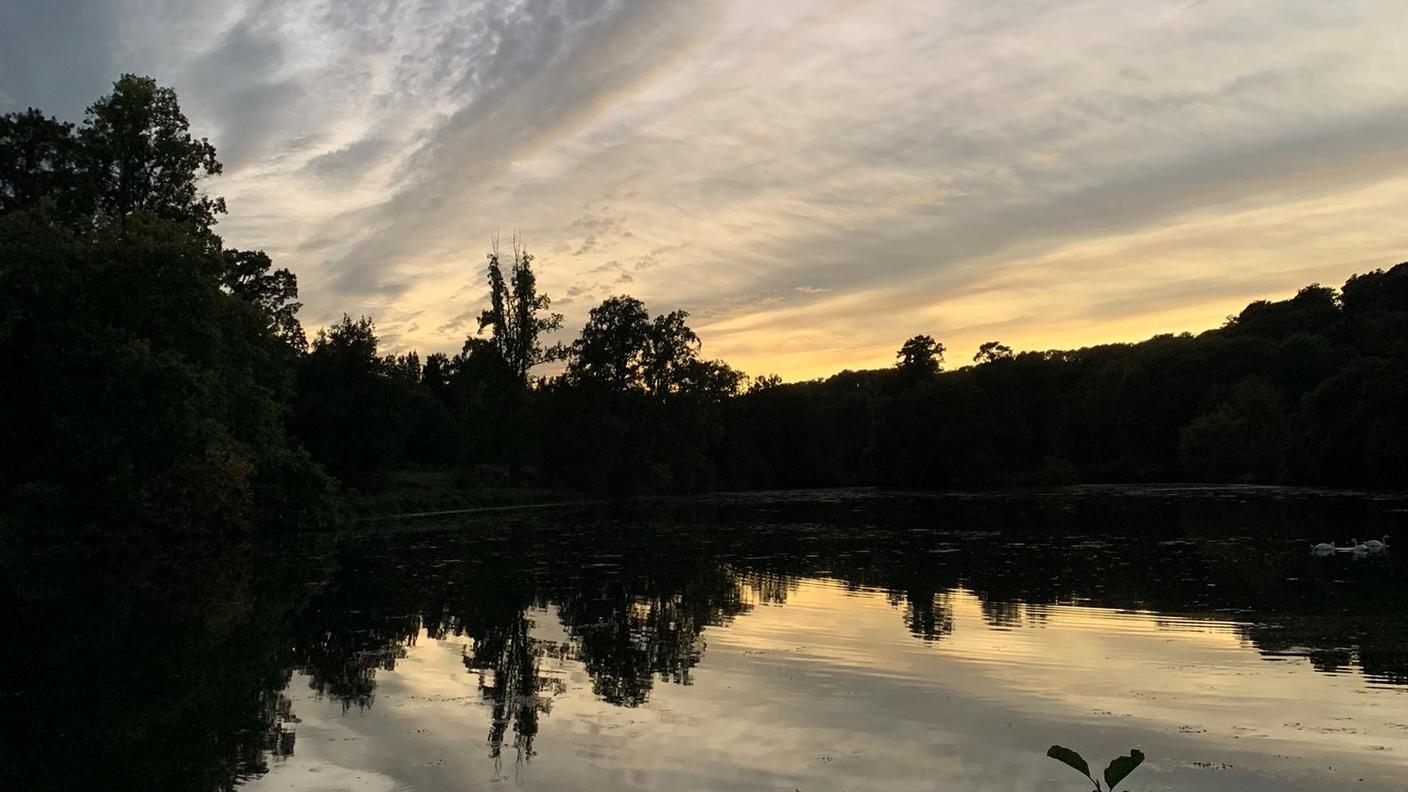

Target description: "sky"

left=4, top=0, right=1408, bottom=380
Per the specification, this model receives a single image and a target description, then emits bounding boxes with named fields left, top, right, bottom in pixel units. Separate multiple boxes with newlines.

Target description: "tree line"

left=3, top=76, right=1407, bottom=534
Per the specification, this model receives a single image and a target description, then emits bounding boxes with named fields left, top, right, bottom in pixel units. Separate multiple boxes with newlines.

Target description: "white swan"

left=1364, top=535, right=1389, bottom=552
left=1311, top=542, right=1336, bottom=556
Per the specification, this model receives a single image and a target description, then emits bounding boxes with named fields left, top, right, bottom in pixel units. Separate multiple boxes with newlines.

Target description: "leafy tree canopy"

left=897, top=334, right=944, bottom=378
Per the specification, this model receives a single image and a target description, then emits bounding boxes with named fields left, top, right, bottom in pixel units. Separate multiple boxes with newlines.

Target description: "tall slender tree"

left=477, top=233, right=564, bottom=386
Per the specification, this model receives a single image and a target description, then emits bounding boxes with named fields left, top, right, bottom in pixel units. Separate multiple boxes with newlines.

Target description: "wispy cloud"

left=4, top=0, right=1407, bottom=377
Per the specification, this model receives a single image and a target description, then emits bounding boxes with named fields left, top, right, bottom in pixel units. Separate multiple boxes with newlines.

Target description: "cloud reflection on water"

left=251, top=575, right=1408, bottom=792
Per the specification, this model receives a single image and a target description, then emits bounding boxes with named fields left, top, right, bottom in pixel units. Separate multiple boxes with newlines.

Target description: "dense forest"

left=3, top=76, right=1407, bottom=534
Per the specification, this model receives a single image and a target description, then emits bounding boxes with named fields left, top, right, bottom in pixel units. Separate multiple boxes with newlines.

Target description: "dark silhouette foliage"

left=973, top=340, right=1013, bottom=364
left=478, top=234, right=565, bottom=385
left=1, top=76, right=333, bottom=534
left=444, top=262, right=1408, bottom=495
left=712, top=265, right=1408, bottom=490
left=536, top=297, right=744, bottom=495
left=6, top=73, right=1408, bottom=531
left=567, top=295, right=653, bottom=390
left=222, top=249, right=307, bottom=351
left=0, top=109, right=80, bottom=215
left=79, top=74, right=226, bottom=233
left=897, top=333, right=944, bottom=379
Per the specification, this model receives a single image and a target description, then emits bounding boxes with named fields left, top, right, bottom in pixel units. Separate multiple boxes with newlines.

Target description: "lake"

left=4, top=487, right=1407, bottom=791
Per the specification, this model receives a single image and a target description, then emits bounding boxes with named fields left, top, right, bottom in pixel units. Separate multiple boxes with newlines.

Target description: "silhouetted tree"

left=643, top=309, right=701, bottom=398
left=477, top=234, right=564, bottom=385
left=1225, top=284, right=1342, bottom=341
left=0, top=108, right=79, bottom=216
left=568, top=295, right=652, bottom=390
left=0, top=77, right=334, bottom=534
left=973, top=340, right=1013, bottom=364
left=747, top=373, right=784, bottom=393
left=79, top=74, right=225, bottom=233
left=294, top=316, right=453, bottom=488
left=897, top=334, right=944, bottom=380
left=222, top=249, right=306, bottom=351
left=464, top=235, right=566, bottom=482
left=446, top=337, right=519, bottom=466
left=422, top=353, right=453, bottom=402
left=677, top=358, right=745, bottom=401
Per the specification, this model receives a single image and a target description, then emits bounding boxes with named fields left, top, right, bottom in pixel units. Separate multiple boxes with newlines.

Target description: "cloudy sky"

left=4, top=1, right=1408, bottom=379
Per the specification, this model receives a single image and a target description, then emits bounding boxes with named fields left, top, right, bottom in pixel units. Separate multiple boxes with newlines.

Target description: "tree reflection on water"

left=3, top=490, right=1404, bottom=791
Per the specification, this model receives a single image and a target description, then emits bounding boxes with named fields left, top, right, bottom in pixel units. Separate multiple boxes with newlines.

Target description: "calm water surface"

left=6, top=488, right=1407, bottom=791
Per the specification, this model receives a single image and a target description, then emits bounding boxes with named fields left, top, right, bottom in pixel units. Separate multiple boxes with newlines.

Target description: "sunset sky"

left=5, top=0, right=1408, bottom=380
